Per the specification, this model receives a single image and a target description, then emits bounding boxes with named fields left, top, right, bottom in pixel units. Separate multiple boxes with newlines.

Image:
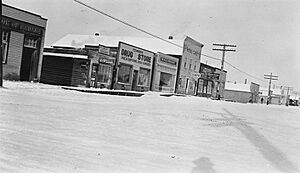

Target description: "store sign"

left=2, top=17, right=43, bottom=35
left=192, top=72, right=201, bottom=79
left=118, top=42, right=154, bottom=68
left=183, top=37, right=202, bottom=59
left=98, top=54, right=115, bottom=65
left=157, top=53, right=178, bottom=74
left=98, top=45, right=110, bottom=55
left=159, top=56, right=177, bottom=66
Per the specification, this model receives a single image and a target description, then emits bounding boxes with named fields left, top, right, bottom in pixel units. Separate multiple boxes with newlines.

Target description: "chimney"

left=168, top=36, right=173, bottom=40
left=95, top=32, right=100, bottom=36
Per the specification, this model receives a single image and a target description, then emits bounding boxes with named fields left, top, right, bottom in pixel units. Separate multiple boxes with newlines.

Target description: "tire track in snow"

left=222, top=108, right=298, bottom=173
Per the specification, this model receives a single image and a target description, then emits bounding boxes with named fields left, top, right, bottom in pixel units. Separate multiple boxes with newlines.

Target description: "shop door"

left=20, top=47, right=35, bottom=81
left=185, top=78, right=189, bottom=94
left=132, top=70, right=138, bottom=91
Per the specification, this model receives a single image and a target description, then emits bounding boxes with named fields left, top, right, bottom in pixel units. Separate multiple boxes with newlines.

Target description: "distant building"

left=224, top=82, right=260, bottom=103
left=2, top=4, right=47, bottom=81
left=259, top=86, right=290, bottom=105
left=196, top=63, right=227, bottom=99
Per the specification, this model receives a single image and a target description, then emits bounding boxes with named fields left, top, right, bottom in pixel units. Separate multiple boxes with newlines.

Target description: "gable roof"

left=52, top=34, right=185, bottom=55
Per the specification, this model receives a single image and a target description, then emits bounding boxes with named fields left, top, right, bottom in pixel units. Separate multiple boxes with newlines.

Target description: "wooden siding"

left=40, top=56, right=73, bottom=86
left=71, top=59, right=88, bottom=86
left=2, top=4, right=47, bottom=28
left=3, top=31, right=24, bottom=79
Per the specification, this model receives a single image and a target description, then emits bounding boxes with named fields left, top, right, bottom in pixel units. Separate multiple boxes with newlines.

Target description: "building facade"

left=197, top=63, right=215, bottom=97
left=85, top=45, right=117, bottom=89
left=113, top=42, right=154, bottom=92
left=224, top=82, right=260, bottom=103
left=152, top=52, right=179, bottom=93
left=2, top=4, right=47, bottom=81
left=196, top=63, right=227, bottom=99
left=41, top=48, right=88, bottom=86
left=176, top=37, right=204, bottom=95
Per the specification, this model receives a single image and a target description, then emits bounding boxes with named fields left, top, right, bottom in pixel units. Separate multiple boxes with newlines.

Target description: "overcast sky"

left=3, top=0, right=300, bottom=91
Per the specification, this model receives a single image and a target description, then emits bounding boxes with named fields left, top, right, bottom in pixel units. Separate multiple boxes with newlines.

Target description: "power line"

left=225, top=60, right=265, bottom=82
left=73, top=0, right=266, bottom=84
left=212, top=43, right=236, bottom=71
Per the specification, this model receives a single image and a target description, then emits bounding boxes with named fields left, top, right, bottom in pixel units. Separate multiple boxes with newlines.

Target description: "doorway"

left=185, top=78, right=189, bottom=94
left=20, top=47, right=36, bottom=81
left=132, top=70, right=138, bottom=91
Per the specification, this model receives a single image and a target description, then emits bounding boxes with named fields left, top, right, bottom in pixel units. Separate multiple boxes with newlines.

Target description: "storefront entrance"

left=185, top=78, right=189, bottom=94
left=20, top=47, right=36, bottom=81
left=132, top=70, right=138, bottom=91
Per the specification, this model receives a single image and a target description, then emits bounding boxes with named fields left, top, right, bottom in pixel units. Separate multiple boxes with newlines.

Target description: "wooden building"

left=113, top=42, right=154, bottom=92
left=151, top=52, right=179, bottom=93
left=2, top=4, right=47, bottom=81
left=40, top=48, right=88, bottom=86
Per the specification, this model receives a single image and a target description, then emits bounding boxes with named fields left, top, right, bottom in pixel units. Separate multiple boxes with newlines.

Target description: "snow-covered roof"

left=225, top=82, right=251, bottom=92
left=52, top=34, right=185, bottom=55
left=43, top=52, right=88, bottom=59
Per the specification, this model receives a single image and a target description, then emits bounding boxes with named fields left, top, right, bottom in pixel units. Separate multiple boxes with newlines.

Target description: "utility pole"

left=284, top=86, right=293, bottom=106
left=264, top=73, right=278, bottom=105
left=212, top=43, right=236, bottom=99
left=0, top=0, right=3, bottom=87
left=212, top=43, right=236, bottom=71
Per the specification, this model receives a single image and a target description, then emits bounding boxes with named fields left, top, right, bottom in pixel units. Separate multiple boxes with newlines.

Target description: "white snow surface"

left=1, top=81, right=300, bottom=173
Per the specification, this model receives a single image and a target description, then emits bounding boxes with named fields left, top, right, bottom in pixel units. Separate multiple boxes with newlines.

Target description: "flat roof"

left=43, top=52, right=88, bottom=59
left=2, top=3, right=47, bottom=20
left=52, top=34, right=185, bottom=55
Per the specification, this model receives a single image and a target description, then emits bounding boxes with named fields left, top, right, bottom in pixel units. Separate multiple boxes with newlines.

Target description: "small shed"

left=224, top=82, right=260, bottom=103
left=40, top=52, right=89, bottom=86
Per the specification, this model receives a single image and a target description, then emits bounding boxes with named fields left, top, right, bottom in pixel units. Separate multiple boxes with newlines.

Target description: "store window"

left=207, top=81, right=213, bottom=94
left=97, top=64, right=112, bottom=83
left=198, top=79, right=204, bottom=93
left=2, top=31, right=10, bottom=64
left=118, top=63, right=131, bottom=84
left=138, top=68, right=150, bottom=86
left=24, top=37, right=38, bottom=48
left=159, top=72, right=172, bottom=87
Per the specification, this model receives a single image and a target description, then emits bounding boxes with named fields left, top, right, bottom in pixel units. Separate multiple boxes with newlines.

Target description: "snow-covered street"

left=0, top=81, right=299, bottom=173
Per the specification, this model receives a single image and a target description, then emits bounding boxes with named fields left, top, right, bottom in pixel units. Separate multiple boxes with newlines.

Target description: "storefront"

left=176, top=36, right=204, bottom=95
left=114, top=42, right=154, bottom=92
left=152, top=52, right=179, bottom=93
left=41, top=48, right=88, bottom=87
left=197, top=63, right=218, bottom=98
left=2, top=4, right=47, bottom=81
left=87, top=45, right=117, bottom=89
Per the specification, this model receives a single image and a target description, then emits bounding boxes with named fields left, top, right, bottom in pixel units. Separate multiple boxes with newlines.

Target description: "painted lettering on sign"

left=160, top=56, right=177, bottom=66
left=118, top=42, right=154, bottom=68
left=2, top=17, right=43, bottom=35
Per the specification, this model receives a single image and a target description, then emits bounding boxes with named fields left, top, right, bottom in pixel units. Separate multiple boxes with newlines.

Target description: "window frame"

left=2, top=31, right=10, bottom=64
left=117, top=63, right=132, bottom=84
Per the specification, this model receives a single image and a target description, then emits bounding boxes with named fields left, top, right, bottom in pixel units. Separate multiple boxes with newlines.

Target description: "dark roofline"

left=200, top=62, right=227, bottom=73
left=2, top=3, right=47, bottom=21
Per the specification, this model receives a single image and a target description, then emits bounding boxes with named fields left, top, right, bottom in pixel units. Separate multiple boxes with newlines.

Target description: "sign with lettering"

left=98, top=54, right=115, bottom=65
left=2, top=17, right=43, bottom=36
left=98, top=45, right=110, bottom=55
left=118, top=42, right=154, bottom=68
left=156, top=53, right=178, bottom=74
left=158, top=54, right=177, bottom=67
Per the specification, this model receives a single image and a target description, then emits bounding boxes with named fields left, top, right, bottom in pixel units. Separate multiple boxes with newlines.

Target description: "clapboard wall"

left=40, top=56, right=73, bottom=86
